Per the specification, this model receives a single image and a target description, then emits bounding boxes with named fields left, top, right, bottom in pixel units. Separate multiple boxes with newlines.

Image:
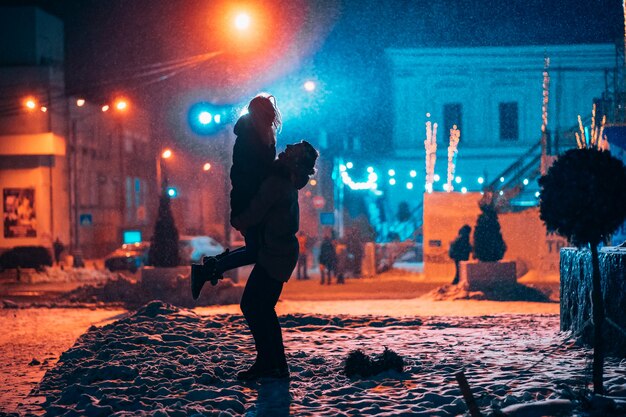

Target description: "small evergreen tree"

left=147, top=193, right=180, bottom=267
left=473, top=198, right=506, bottom=262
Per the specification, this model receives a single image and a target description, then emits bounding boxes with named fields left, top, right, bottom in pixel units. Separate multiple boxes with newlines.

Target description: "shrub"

left=538, top=147, right=626, bottom=247
left=147, top=194, right=180, bottom=267
left=473, top=199, right=506, bottom=262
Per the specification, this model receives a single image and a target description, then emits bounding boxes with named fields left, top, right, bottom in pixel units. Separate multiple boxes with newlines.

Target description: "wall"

left=0, top=154, right=69, bottom=251
left=387, top=44, right=615, bottom=153
left=423, top=192, right=566, bottom=281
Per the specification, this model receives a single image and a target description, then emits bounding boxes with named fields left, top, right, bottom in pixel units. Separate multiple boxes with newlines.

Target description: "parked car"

left=0, top=246, right=53, bottom=272
left=179, top=235, right=224, bottom=264
left=104, top=236, right=224, bottom=272
left=104, top=242, right=150, bottom=273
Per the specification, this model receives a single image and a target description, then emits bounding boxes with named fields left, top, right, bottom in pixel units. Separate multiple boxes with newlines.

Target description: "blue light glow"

left=478, top=177, right=484, bottom=184
left=167, top=187, right=178, bottom=198
left=409, top=170, right=417, bottom=178
left=389, top=178, right=396, bottom=185
left=388, top=169, right=395, bottom=177
left=367, top=166, right=374, bottom=173
left=455, top=176, right=462, bottom=184
left=523, top=178, right=529, bottom=185
left=199, top=111, right=212, bottom=125
left=346, top=162, right=354, bottom=169
left=406, top=182, right=414, bottom=190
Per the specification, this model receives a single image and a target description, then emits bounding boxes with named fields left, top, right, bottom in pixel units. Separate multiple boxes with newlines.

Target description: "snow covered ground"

left=6, top=301, right=623, bottom=417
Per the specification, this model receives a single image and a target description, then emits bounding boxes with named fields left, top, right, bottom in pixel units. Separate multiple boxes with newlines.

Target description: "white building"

left=377, top=44, right=616, bottom=216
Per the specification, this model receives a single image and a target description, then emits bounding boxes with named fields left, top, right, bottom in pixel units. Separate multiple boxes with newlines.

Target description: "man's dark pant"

left=240, top=264, right=287, bottom=370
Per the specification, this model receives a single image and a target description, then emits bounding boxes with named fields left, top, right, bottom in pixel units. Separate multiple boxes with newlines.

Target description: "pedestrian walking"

left=319, top=228, right=337, bottom=285
left=449, top=224, right=472, bottom=285
left=296, top=231, right=309, bottom=280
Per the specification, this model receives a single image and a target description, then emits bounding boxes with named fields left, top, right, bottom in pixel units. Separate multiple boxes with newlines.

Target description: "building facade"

left=0, top=7, right=156, bottom=258
left=380, top=44, right=616, bottom=215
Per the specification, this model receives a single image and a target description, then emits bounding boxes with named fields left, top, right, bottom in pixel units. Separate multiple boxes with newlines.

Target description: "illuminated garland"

left=424, top=115, right=438, bottom=193
left=446, top=125, right=461, bottom=192
left=339, top=165, right=378, bottom=190
left=575, top=104, right=608, bottom=150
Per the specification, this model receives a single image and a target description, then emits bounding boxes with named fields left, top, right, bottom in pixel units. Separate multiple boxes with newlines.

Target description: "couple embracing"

left=190, top=94, right=318, bottom=381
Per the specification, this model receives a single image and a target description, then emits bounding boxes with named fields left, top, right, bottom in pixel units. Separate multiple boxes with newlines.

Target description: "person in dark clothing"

left=318, top=228, right=337, bottom=285
left=449, top=224, right=472, bottom=285
left=345, top=226, right=364, bottom=277
left=230, top=141, right=319, bottom=380
left=191, top=94, right=281, bottom=299
left=53, top=238, right=65, bottom=266
left=296, top=231, right=309, bottom=280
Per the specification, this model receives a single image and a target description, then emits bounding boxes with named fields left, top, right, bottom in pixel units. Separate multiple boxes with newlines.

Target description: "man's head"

left=278, top=141, right=319, bottom=189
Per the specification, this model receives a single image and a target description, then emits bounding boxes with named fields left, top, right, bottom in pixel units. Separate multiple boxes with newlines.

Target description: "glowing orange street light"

left=203, top=162, right=211, bottom=171
left=162, top=149, right=173, bottom=159
left=234, top=12, right=251, bottom=30
left=40, top=106, right=48, bottom=113
left=76, top=98, right=85, bottom=107
left=24, top=97, right=37, bottom=110
left=101, top=105, right=110, bottom=112
left=115, top=99, right=128, bottom=112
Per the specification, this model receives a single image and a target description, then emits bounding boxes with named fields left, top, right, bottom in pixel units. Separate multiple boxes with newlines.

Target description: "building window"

left=443, top=103, right=462, bottom=135
left=499, top=102, right=519, bottom=141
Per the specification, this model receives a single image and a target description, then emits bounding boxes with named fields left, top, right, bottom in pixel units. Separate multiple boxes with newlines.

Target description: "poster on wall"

left=3, top=188, right=37, bottom=238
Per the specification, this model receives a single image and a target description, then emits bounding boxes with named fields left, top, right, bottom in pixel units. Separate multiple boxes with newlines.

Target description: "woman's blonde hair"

left=248, top=93, right=282, bottom=147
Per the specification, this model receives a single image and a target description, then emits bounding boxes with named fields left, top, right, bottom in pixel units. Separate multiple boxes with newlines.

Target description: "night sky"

left=3, top=0, right=623, bottom=155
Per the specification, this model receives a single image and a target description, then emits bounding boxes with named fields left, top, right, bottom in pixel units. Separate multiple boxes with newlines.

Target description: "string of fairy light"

left=576, top=104, right=609, bottom=150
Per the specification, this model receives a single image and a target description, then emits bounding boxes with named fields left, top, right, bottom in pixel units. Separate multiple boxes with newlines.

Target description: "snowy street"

left=15, top=301, right=624, bottom=417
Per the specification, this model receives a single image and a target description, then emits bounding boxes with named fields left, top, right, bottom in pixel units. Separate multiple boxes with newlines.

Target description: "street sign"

left=320, top=212, right=335, bottom=225
left=79, top=213, right=93, bottom=226
left=312, top=195, right=325, bottom=209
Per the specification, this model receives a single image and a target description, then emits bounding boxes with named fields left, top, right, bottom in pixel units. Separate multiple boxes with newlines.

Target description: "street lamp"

left=304, top=80, right=316, bottom=92
left=156, top=148, right=173, bottom=193
left=234, top=12, right=251, bottom=30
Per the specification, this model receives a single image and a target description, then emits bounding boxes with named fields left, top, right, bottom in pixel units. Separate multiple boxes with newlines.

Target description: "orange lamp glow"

left=40, top=106, right=48, bottom=113
left=24, top=98, right=37, bottom=110
left=234, top=12, right=251, bottom=30
left=203, top=163, right=211, bottom=171
left=101, top=105, right=110, bottom=112
left=115, top=99, right=128, bottom=111
left=162, top=149, right=172, bottom=159
left=76, top=99, right=86, bottom=107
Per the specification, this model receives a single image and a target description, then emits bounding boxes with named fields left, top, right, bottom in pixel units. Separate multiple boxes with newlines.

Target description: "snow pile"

left=17, top=267, right=115, bottom=284
left=61, top=275, right=243, bottom=308
left=34, top=301, right=626, bottom=416
left=422, top=283, right=557, bottom=302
